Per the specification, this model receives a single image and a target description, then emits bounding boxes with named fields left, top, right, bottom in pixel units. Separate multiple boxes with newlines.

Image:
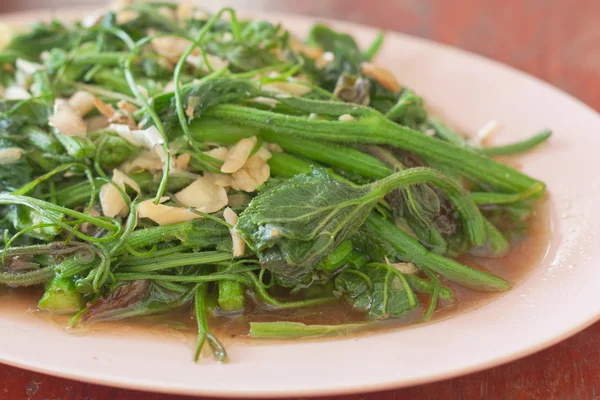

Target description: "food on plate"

left=0, top=1, right=550, bottom=361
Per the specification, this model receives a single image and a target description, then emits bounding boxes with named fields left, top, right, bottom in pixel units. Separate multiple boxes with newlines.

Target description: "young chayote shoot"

left=0, top=1, right=550, bottom=357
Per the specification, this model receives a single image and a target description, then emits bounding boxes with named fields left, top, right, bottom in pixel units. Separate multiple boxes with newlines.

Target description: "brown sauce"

left=0, top=201, right=551, bottom=344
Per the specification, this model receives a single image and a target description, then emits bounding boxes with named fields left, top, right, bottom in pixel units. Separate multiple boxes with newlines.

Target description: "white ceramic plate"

left=1, top=7, right=600, bottom=398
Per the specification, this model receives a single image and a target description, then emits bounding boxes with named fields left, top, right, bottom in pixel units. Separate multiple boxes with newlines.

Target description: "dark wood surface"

left=1, top=1, right=599, bottom=399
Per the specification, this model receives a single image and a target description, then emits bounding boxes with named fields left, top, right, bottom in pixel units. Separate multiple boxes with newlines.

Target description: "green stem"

left=205, top=103, right=542, bottom=194
left=118, top=252, right=234, bottom=273
left=365, top=214, right=510, bottom=291
left=480, top=130, right=552, bottom=156
left=369, top=168, right=486, bottom=246
left=115, top=272, right=251, bottom=286
left=193, top=283, right=227, bottom=362
left=249, top=321, right=373, bottom=338
left=245, top=272, right=334, bottom=309
left=0, top=266, right=55, bottom=286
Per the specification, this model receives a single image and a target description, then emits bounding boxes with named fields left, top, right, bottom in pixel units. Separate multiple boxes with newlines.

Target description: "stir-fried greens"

left=0, top=2, right=550, bottom=361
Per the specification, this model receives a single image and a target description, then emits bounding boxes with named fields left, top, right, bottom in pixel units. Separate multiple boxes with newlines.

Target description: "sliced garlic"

left=99, top=169, right=140, bottom=218
left=138, top=199, right=202, bottom=225
left=205, top=147, right=229, bottom=161
left=149, top=29, right=191, bottom=60
left=93, top=97, right=116, bottom=118
left=185, top=96, right=199, bottom=121
left=0, top=147, right=24, bottom=165
left=4, top=86, right=31, bottom=100
left=230, top=147, right=272, bottom=192
left=175, top=176, right=228, bottom=213
left=68, top=91, right=96, bottom=116
left=361, top=62, right=401, bottom=93
left=221, top=136, right=257, bottom=173
left=224, top=207, right=245, bottom=257
left=120, top=150, right=163, bottom=173
left=174, top=153, right=191, bottom=170
left=262, top=76, right=312, bottom=97
left=266, top=143, right=283, bottom=153
left=385, top=256, right=418, bottom=274
left=117, top=100, right=138, bottom=114
left=48, top=102, right=87, bottom=137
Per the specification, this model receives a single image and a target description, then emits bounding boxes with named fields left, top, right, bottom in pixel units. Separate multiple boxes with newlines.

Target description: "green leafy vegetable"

left=0, top=2, right=549, bottom=363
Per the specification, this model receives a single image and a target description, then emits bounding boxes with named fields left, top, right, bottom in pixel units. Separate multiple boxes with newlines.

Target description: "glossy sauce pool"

left=0, top=200, right=551, bottom=346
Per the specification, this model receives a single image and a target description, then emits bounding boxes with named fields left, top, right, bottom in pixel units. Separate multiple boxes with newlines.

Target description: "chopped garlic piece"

left=176, top=0, right=194, bottom=20
left=203, top=54, right=229, bottom=72
left=361, top=62, right=401, bottom=93
left=289, top=38, right=323, bottom=60
left=99, top=169, right=140, bottom=218
left=117, top=100, right=138, bottom=113
left=149, top=30, right=191, bottom=60
left=121, top=150, right=163, bottom=173
left=0, top=147, right=24, bottom=165
left=174, top=153, right=191, bottom=170
left=230, top=149, right=271, bottom=192
left=263, top=76, right=312, bottom=97
left=158, top=6, right=176, bottom=20
left=249, top=97, right=278, bottom=108
left=385, top=256, right=418, bottom=274
left=138, top=198, right=202, bottom=225
left=68, top=91, right=96, bottom=116
left=49, top=102, right=87, bottom=137
left=175, top=176, right=228, bottom=213
left=93, top=97, right=116, bottom=118
left=82, top=12, right=103, bottom=28
left=109, top=124, right=138, bottom=146
left=113, top=169, right=141, bottom=194
left=338, top=114, right=355, bottom=122
left=266, top=143, right=283, bottom=153
left=205, top=146, right=229, bottom=161
left=204, top=172, right=233, bottom=187
left=475, top=119, right=501, bottom=146
left=221, top=136, right=257, bottom=173
left=15, top=58, right=42, bottom=76
left=4, top=86, right=31, bottom=100
left=116, top=10, right=139, bottom=25
left=186, top=53, right=230, bottom=72
left=163, top=80, right=177, bottom=93
left=223, top=207, right=245, bottom=257
left=133, top=125, right=164, bottom=150
left=316, top=51, right=335, bottom=69
left=185, top=96, right=199, bottom=120
left=176, top=0, right=209, bottom=21
left=86, top=116, right=109, bottom=133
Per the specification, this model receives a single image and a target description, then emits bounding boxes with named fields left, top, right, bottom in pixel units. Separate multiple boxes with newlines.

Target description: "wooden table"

left=1, top=1, right=599, bottom=399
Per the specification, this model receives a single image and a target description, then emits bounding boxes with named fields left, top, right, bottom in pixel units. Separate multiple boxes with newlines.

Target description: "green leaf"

left=237, top=168, right=376, bottom=285
left=154, top=78, right=261, bottom=131
left=4, top=20, right=75, bottom=59
left=335, top=264, right=418, bottom=319
left=0, top=99, right=52, bottom=134
left=238, top=166, right=484, bottom=286
left=305, top=24, right=363, bottom=90
left=9, top=205, right=63, bottom=240
left=0, top=139, right=33, bottom=192
left=306, top=24, right=362, bottom=68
